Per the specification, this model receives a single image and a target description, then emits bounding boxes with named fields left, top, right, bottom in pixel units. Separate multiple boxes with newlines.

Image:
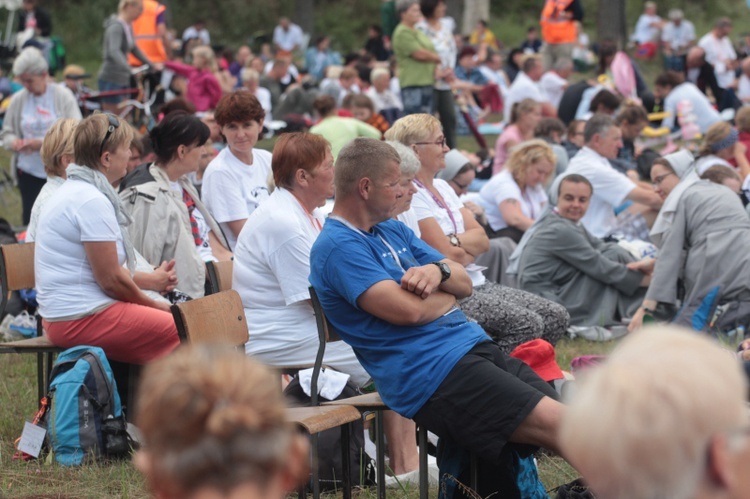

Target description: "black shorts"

left=412, top=340, right=557, bottom=463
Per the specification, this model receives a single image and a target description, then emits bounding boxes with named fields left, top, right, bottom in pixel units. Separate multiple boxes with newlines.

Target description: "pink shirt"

left=164, top=61, right=223, bottom=112
left=492, top=124, right=523, bottom=175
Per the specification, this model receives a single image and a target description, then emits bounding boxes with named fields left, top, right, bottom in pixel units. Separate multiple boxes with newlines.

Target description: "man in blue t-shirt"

left=309, top=137, right=564, bottom=497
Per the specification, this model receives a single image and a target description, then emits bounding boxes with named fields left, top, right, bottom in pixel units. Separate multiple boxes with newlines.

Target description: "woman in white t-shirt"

left=35, top=113, right=179, bottom=365
left=385, top=114, right=569, bottom=352
left=120, top=112, right=232, bottom=299
left=202, top=91, right=272, bottom=250
left=479, top=139, right=554, bottom=243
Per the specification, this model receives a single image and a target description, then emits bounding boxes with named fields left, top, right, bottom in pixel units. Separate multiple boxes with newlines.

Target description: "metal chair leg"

left=375, top=410, right=386, bottom=499
left=341, top=422, right=352, bottom=499
left=312, top=432, right=320, bottom=499
left=418, top=425, right=428, bottom=499
left=36, top=352, right=44, bottom=401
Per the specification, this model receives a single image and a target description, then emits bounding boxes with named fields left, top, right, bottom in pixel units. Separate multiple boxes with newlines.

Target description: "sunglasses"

left=98, top=113, right=120, bottom=156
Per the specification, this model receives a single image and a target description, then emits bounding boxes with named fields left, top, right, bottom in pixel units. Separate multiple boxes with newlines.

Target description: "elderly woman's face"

left=18, top=73, right=46, bottom=96
left=401, top=3, right=422, bottom=25
left=412, top=129, right=448, bottom=172
left=394, top=173, right=418, bottom=215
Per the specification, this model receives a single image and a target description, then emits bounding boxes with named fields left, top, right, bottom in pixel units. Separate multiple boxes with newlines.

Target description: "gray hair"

left=583, top=113, right=616, bottom=144
left=395, top=0, right=418, bottom=15
left=386, top=141, right=420, bottom=176
left=560, top=326, right=747, bottom=499
left=335, top=138, right=401, bottom=198
left=12, top=47, right=48, bottom=76
left=370, top=67, right=390, bottom=83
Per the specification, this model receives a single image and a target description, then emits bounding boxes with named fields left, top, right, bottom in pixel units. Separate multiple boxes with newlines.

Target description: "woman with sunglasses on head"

left=120, top=112, right=231, bottom=299
left=386, top=114, right=569, bottom=353
left=34, top=113, right=180, bottom=365
left=628, top=149, right=750, bottom=332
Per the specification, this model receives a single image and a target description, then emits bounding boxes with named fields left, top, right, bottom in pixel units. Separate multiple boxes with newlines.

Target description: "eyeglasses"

left=652, top=172, right=675, bottom=186
left=451, top=178, right=470, bottom=190
left=414, top=137, right=447, bottom=147
left=98, top=113, right=120, bottom=156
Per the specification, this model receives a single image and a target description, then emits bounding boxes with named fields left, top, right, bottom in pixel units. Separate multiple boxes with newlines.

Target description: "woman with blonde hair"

left=478, top=139, right=555, bottom=243
left=26, top=118, right=78, bottom=241
left=164, top=45, right=224, bottom=112
left=386, top=113, right=568, bottom=352
left=694, top=122, right=750, bottom=186
left=135, top=344, right=308, bottom=499
left=492, top=98, right=541, bottom=175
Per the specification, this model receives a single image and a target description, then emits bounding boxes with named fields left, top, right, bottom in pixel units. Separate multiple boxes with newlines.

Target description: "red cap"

left=510, top=339, right=564, bottom=382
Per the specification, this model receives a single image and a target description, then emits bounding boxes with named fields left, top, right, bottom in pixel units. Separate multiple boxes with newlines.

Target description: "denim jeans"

left=401, top=85, right=434, bottom=116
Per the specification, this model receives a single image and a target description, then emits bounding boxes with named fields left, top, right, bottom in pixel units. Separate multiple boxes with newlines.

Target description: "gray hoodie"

left=98, top=15, right=150, bottom=87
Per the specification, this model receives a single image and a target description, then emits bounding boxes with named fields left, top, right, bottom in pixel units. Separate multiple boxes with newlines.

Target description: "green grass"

left=0, top=336, right=614, bottom=498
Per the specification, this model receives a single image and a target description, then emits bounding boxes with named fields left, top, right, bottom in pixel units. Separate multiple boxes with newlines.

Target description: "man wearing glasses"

left=310, top=137, right=564, bottom=497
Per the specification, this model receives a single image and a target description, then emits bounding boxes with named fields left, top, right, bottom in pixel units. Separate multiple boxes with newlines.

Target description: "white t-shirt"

left=35, top=180, right=125, bottom=319
left=201, top=147, right=272, bottom=250
left=411, top=179, right=466, bottom=235
left=233, top=187, right=369, bottom=386
left=272, top=23, right=304, bottom=52
left=254, top=86, right=273, bottom=120
left=661, top=20, right=696, bottom=53
left=661, top=82, right=721, bottom=133
left=738, top=74, right=750, bottom=103
left=561, top=146, right=636, bottom=238
left=17, top=86, right=58, bottom=178
left=698, top=32, right=737, bottom=89
left=477, top=169, right=548, bottom=231
left=540, top=70, right=568, bottom=110
left=631, top=13, right=662, bottom=44
left=26, top=175, right=64, bottom=242
left=504, top=71, right=546, bottom=123
left=365, top=86, right=403, bottom=113
left=396, top=208, right=422, bottom=238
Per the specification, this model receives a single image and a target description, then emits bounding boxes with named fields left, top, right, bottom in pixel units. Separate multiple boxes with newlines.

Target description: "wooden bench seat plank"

left=286, top=405, right=361, bottom=434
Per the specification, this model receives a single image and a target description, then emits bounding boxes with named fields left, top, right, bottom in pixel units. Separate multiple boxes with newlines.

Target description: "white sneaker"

left=384, top=459, right=439, bottom=489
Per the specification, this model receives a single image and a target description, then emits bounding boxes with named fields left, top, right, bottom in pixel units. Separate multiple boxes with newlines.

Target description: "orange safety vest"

left=539, top=0, right=577, bottom=45
left=128, top=0, right=167, bottom=66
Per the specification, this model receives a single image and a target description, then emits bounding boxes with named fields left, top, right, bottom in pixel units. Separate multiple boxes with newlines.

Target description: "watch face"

left=450, top=235, right=459, bottom=246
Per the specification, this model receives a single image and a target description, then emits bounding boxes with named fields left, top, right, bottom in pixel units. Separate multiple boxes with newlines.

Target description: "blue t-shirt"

left=455, top=66, right=489, bottom=86
left=309, top=218, right=489, bottom=418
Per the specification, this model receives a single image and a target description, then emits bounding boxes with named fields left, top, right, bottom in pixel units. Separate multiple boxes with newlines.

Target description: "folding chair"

left=204, top=260, right=233, bottom=295
left=310, top=286, right=439, bottom=499
left=0, top=243, right=63, bottom=402
left=170, top=290, right=360, bottom=499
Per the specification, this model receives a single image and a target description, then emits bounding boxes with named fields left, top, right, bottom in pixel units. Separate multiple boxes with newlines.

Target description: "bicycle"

left=118, top=64, right=163, bottom=134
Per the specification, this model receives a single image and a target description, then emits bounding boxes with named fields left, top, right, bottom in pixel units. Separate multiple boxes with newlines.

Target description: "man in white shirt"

left=540, top=58, right=573, bottom=110
left=631, top=2, right=662, bottom=45
left=698, top=18, right=738, bottom=89
left=661, top=9, right=695, bottom=71
left=556, top=114, right=662, bottom=238
left=504, top=55, right=556, bottom=123
left=654, top=71, right=721, bottom=133
left=272, top=17, right=304, bottom=55
left=478, top=51, right=511, bottom=100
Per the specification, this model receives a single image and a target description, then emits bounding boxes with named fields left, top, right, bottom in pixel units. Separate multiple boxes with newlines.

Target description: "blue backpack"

left=45, top=346, right=130, bottom=466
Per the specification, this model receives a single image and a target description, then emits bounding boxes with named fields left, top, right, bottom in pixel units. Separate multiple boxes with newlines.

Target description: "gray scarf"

left=66, top=163, right=137, bottom=274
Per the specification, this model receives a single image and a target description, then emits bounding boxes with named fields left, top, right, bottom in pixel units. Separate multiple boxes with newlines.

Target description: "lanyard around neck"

left=412, top=178, right=458, bottom=234
left=328, top=215, right=406, bottom=272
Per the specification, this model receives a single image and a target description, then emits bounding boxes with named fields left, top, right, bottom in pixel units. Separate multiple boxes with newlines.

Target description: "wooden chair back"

left=205, top=260, right=233, bottom=295
left=0, top=243, right=35, bottom=316
left=171, top=290, right=248, bottom=347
